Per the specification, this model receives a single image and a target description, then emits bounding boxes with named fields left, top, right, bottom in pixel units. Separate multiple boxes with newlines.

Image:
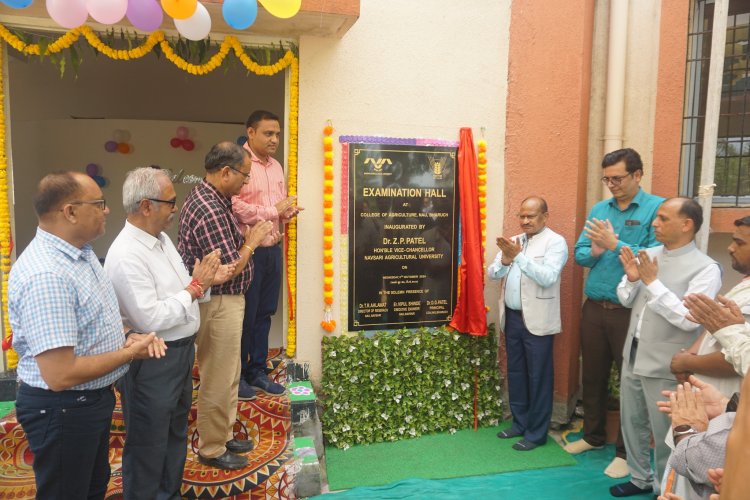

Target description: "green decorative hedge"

left=321, top=326, right=503, bottom=449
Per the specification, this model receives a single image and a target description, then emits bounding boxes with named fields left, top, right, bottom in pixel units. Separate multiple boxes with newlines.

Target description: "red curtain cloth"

left=449, top=128, right=487, bottom=336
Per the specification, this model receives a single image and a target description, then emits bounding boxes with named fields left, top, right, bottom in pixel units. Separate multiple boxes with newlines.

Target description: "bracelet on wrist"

left=243, top=244, right=255, bottom=255
left=188, top=279, right=204, bottom=299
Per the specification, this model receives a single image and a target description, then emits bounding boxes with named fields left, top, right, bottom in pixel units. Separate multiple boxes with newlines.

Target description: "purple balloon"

left=104, top=140, right=118, bottom=152
left=85, top=163, right=99, bottom=176
left=126, top=0, right=163, bottom=32
left=92, top=175, right=106, bottom=187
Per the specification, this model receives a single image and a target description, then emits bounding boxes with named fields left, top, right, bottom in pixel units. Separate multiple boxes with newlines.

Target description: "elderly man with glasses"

left=564, top=148, right=665, bottom=480
left=104, top=167, right=237, bottom=498
left=9, top=172, right=165, bottom=499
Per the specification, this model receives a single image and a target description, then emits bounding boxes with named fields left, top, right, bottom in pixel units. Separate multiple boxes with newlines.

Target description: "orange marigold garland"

left=321, top=122, right=336, bottom=332
left=285, top=55, right=299, bottom=357
left=478, top=136, right=490, bottom=313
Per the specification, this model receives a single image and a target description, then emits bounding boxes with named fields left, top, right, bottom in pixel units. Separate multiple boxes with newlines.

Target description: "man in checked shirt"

left=178, top=142, right=273, bottom=470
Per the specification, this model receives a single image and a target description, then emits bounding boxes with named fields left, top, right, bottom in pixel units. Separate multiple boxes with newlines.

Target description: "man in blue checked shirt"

left=9, top=172, right=165, bottom=500
left=488, top=196, right=568, bottom=452
left=564, top=148, right=664, bottom=481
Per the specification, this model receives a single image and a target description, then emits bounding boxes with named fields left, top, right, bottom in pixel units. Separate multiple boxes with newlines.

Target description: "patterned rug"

left=0, top=348, right=294, bottom=499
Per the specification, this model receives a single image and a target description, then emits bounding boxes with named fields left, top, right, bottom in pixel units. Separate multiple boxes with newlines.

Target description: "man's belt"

left=588, top=298, right=625, bottom=310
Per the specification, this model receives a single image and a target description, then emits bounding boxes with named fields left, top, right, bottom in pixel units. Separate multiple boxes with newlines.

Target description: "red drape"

left=449, top=128, right=487, bottom=336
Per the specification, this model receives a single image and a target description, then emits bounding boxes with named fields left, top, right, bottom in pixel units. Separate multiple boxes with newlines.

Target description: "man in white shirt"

left=610, top=197, right=721, bottom=498
left=487, top=197, right=568, bottom=451
left=105, top=168, right=238, bottom=499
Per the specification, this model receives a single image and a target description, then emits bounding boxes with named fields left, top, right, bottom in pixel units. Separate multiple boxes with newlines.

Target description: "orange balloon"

left=117, top=143, right=131, bottom=154
left=161, top=0, right=197, bottom=20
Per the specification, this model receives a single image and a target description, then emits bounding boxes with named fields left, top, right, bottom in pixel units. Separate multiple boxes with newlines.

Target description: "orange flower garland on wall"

left=477, top=137, right=488, bottom=258
left=321, top=122, right=336, bottom=332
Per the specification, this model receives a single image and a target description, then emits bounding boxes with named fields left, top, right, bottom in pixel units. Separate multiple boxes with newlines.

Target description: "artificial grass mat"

left=0, top=401, right=13, bottom=419
left=325, top=424, right=577, bottom=491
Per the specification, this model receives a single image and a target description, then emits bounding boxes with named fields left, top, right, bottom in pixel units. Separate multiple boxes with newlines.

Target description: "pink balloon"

left=176, top=126, right=189, bottom=139
left=126, top=0, right=163, bottom=32
left=46, top=0, right=88, bottom=29
left=87, top=0, right=127, bottom=24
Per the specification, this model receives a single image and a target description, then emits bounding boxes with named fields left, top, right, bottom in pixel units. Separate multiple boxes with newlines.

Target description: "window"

left=681, top=0, right=750, bottom=206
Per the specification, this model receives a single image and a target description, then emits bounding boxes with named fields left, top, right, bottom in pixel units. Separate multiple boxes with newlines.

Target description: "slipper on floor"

left=609, top=481, right=652, bottom=497
left=512, top=439, right=540, bottom=451
left=497, top=429, right=522, bottom=439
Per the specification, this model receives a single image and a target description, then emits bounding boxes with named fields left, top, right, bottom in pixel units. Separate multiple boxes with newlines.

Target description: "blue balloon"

left=93, top=175, right=107, bottom=187
left=236, top=135, right=247, bottom=146
left=1, top=0, right=33, bottom=8
left=222, top=0, right=257, bottom=30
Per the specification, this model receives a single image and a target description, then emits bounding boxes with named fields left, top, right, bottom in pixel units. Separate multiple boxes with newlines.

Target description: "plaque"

left=348, top=143, right=459, bottom=330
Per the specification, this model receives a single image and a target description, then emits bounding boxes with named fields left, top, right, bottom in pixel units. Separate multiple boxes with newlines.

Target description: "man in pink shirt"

left=233, top=110, right=302, bottom=399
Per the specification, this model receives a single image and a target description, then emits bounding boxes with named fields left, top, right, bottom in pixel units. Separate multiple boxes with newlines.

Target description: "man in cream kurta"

left=488, top=197, right=568, bottom=452
left=610, top=198, right=721, bottom=498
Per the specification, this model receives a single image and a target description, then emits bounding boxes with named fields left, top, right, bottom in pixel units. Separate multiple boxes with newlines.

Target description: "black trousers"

left=241, top=245, right=282, bottom=380
left=16, top=382, right=115, bottom=500
left=116, top=336, right=195, bottom=500
left=580, top=299, right=629, bottom=457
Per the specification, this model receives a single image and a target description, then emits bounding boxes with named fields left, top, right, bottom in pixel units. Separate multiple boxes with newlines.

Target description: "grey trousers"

left=620, top=343, right=676, bottom=494
left=117, top=336, right=195, bottom=500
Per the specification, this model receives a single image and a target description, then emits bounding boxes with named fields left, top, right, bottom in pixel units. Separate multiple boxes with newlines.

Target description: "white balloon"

left=86, top=0, right=128, bottom=25
left=174, top=3, right=211, bottom=41
left=46, top=0, right=88, bottom=29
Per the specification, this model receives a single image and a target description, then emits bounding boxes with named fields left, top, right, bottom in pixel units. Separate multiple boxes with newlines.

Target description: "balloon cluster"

left=170, top=126, right=195, bottom=151
left=0, top=0, right=304, bottom=41
left=105, top=129, right=133, bottom=154
left=85, top=163, right=108, bottom=188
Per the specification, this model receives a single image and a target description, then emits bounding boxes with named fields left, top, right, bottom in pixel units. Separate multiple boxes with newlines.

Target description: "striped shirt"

left=232, top=143, right=287, bottom=247
left=9, top=228, right=127, bottom=390
left=178, top=179, right=252, bottom=295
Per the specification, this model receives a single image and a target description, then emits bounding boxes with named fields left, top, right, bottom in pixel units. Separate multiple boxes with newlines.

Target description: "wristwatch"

left=672, top=424, right=698, bottom=442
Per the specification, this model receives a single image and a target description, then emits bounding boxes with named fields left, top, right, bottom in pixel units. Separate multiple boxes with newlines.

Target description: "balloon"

left=258, top=0, right=301, bottom=19
left=86, top=0, right=127, bottom=24
left=236, top=135, right=247, bottom=146
left=126, top=0, right=163, bottom=32
left=117, top=143, right=131, bottom=154
left=85, top=163, right=100, bottom=176
left=160, top=0, right=197, bottom=20
left=222, top=0, right=257, bottom=30
left=176, top=126, right=189, bottom=139
left=104, top=140, right=118, bottom=152
left=170, top=138, right=182, bottom=148
left=113, top=129, right=131, bottom=143
left=47, top=0, right=88, bottom=29
left=93, top=175, right=107, bottom=187
left=182, top=139, right=195, bottom=151
left=1, top=0, right=33, bottom=9
left=174, top=2, right=211, bottom=41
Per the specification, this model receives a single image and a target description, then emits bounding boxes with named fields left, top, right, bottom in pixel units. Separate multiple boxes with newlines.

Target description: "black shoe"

left=497, top=429, right=522, bottom=439
left=226, top=438, right=254, bottom=453
left=198, top=450, right=248, bottom=470
left=512, top=438, right=541, bottom=451
left=249, top=374, right=286, bottom=396
left=609, top=481, right=653, bottom=497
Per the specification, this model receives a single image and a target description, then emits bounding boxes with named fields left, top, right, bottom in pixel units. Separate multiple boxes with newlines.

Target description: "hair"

left=204, top=141, right=248, bottom=172
left=521, top=196, right=548, bottom=214
left=122, top=167, right=169, bottom=215
left=601, top=148, right=643, bottom=174
left=245, top=110, right=280, bottom=129
left=735, top=216, right=750, bottom=227
left=674, top=197, right=704, bottom=233
left=32, top=171, right=83, bottom=217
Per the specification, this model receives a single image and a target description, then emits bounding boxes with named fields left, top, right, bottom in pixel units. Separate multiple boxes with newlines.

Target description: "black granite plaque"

left=348, top=143, right=458, bottom=330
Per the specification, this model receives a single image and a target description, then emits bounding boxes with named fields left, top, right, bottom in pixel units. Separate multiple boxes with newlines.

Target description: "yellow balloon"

left=161, top=0, right=197, bottom=20
left=258, top=0, right=301, bottom=19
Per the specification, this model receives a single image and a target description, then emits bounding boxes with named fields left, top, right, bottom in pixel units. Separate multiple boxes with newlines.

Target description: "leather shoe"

left=238, top=379, right=257, bottom=401
left=226, top=438, right=254, bottom=454
left=249, top=375, right=285, bottom=396
left=198, top=450, right=248, bottom=470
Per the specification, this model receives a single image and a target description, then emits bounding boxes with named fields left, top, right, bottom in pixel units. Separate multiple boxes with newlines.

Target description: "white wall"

left=296, top=0, right=511, bottom=384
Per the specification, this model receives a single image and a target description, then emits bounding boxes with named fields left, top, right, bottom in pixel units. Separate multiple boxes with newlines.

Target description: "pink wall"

left=504, top=0, right=595, bottom=415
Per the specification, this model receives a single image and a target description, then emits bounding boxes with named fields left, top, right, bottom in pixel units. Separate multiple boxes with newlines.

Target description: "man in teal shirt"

left=564, top=148, right=664, bottom=480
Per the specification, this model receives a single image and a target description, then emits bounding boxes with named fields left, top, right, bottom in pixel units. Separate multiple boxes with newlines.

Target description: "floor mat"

left=325, top=424, right=576, bottom=491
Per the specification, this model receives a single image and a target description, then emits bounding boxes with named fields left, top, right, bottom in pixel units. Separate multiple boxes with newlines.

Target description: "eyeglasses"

left=601, top=173, right=633, bottom=186
left=63, top=199, right=107, bottom=211
left=145, top=197, right=177, bottom=208
left=228, top=166, right=251, bottom=181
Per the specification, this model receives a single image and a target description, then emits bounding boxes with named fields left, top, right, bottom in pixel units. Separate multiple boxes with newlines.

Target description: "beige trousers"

left=195, top=294, right=244, bottom=458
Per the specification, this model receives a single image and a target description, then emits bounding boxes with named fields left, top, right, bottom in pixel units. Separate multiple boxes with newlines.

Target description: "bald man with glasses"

left=565, top=148, right=665, bottom=480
